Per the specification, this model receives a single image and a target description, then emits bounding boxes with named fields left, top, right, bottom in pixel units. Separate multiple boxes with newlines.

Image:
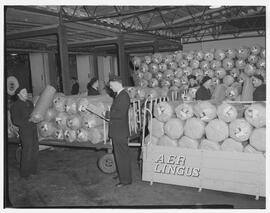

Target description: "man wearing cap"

left=195, top=76, right=212, bottom=100
left=10, top=86, right=39, bottom=179
left=107, top=76, right=132, bottom=187
left=87, top=77, right=100, bottom=96
left=252, top=74, right=266, bottom=101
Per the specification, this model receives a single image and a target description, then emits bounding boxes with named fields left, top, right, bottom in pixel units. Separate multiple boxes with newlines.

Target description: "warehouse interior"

left=5, top=5, right=266, bottom=208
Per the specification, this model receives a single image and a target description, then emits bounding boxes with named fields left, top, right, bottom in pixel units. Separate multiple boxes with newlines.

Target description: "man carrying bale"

left=106, top=76, right=132, bottom=187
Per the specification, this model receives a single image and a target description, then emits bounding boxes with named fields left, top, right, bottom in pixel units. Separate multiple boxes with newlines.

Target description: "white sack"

left=178, top=136, right=200, bottom=149
left=193, top=101, right=217, bottom=122
left=175, top=103, right=194, bottom=120
left=221, top=138, right=243, bottom=152
left=244, top=103, right=266, bottom=128
left=200, top=139, right=221, bottom=151
left=153, top=102, right=174, bottom=122
left=158, top=135, right=178, bottom=147
left=229, top=118, right=253, bottom=142
left=205, top=119, right=229, bottom=142
left=249, top=128, right=266, bottom=152
left=217, top=103, right=238, bottom=123
left=148, top=118, right=165, bottom=138
left=144, top=135, right=159, bottom=145
left=164, top=118, right=184, bottom=139
left=184, top=117, right=205, bottom=139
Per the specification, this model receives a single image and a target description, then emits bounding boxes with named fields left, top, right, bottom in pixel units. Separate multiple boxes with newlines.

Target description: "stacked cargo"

left=131, top=45, right=266, bottom=101
left=145, top=100, right=266, bottom=155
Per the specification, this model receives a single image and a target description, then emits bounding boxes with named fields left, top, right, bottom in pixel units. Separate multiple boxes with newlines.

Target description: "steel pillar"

left=57, top=24, right=71, bottom=94
left=116, top=35, right=129, bottom=86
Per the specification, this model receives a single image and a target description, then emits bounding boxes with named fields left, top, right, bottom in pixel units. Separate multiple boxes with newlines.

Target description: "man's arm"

left=110, top=93, right=130, bottom=120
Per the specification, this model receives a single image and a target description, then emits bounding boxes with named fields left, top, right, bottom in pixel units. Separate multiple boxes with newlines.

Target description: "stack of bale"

left=130, top=45, right=266, bottom=101
left=145, top=100, right=266, bottom=155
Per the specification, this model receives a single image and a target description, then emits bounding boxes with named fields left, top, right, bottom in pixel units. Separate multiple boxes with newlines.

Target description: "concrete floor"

left=6, top=143, right=265, bottom=208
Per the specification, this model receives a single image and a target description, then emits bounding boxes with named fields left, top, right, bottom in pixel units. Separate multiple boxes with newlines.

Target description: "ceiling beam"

left=6, top=24, right=58, bottom=40
left=150, top=6, right=225, bottom=28
left=64, top=37, right=119, bottom=48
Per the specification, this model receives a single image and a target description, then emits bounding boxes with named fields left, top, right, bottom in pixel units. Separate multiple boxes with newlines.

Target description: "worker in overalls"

left=10, top=86, right=38, bottom=179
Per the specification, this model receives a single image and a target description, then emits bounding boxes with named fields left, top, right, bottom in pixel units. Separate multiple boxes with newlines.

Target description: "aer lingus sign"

left=153, top=154, right=200, bottom=177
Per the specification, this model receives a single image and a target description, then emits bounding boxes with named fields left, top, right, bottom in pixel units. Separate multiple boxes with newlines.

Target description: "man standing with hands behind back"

left=106, top=75, right=132, bottom=187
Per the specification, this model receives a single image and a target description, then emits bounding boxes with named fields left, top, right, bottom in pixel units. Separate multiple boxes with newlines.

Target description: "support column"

left=48, top=52, right=57, bottom=89
left=93, top=54, right=98, bottom=78
left=57, top=23, right=70, bottom=95
left=153, top=40, right=159, bottom=53
left=117, top=35, right=129, bottom=86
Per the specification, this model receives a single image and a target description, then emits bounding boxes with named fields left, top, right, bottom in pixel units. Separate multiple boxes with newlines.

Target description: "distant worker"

left=252, top=74, right=266, bottom=101
left=195, top=76, right=212, bottom=100
left=10, top=86, right=38, bottom=179
left=71, top=77, right=79, bottom=95
left=87, top=77, right=100, bottom=96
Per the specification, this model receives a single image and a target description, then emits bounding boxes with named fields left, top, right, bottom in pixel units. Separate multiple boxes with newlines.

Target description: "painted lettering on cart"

left=154, top=154, right=200, bottom=177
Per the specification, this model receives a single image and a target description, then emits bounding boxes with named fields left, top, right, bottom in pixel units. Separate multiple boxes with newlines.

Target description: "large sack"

left=221, top=138, right=244, bottom=152
left=205, top=119, right=229, bottom=142
left=88, top=126, right=107, bottom=144
left=244, top=103, right=266, bottom=128
left=175, top=103, right=194, bottom=120
left=53, top=128, right=65, bottom=140
left=154, top=102, right=174, bottom=122
left=193, top=101, right=217, bottom=122
left=148, top=118, right=165, bottom=138
left=144, top=135, right=159, bottom=145
left=184, top=117, right=205, bottom=139
left=164, top=118, right=184, bottom=140
left=55, top=112, right=69, bottom=129
left=77, top=95, right=112, bottom=116
left=64, top=128, right=77, bottom=143
left=76, top=128, right=90, bottom=142
left=249, top=128, right=266, bottom=152
left=217, top=103, right=238, bottom=123
left=38, top=121, right=56, bottom=138
left=67, top=114, right=82, bottom=130
left=178, top=136, right=200, bottom=149
left=200, top=139, right=221, bottom=151
left=82, top=114, right=103, bottom=129
left=52, top=93, right=66, bottom=112
left=157, top=135, right=178, bottom=147
left=44, top=108, right=57, bottom=122
left=65, top=96, right=78, bottom=114
left=229, top=118, right=253, bottom=142
left=243, top=144, right=262, bottom=154
left=30, top=85, right=56, bottom=123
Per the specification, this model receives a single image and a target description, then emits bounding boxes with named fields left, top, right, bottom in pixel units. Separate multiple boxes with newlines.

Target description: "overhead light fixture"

left=10, top=53, right=18, bottom=56
left=209, top=5, right=222, bottom=9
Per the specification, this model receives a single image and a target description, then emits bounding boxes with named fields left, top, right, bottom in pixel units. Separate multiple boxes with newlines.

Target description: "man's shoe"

left=115, top=183, right=131, bottom=187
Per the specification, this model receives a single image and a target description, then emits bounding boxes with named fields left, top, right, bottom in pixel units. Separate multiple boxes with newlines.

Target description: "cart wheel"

left=15, top=146, right=22, bottom=163
left=98, top=153, right=116, bottom=174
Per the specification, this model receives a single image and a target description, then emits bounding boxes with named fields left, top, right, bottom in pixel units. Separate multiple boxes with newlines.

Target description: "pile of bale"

left=30, top=85, right=113, bottom=143
left=130, top=45, right=266, bottom=101
left=145, top=100, right=266, bottom=155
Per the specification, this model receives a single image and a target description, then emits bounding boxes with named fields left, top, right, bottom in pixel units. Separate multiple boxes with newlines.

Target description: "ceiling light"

left=10, top=53, right=18, bottom=56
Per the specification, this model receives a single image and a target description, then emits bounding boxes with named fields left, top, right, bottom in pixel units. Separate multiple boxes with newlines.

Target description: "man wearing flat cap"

left=106, top=75, right=132, bottom=187
left=252, top=74, right=266, bottom=101
left=87, top=77, right=100, bottom=96
left=195, top=76, right=212, bottom=100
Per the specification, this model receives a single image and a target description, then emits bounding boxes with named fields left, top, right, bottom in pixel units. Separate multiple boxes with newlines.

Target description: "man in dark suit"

left=107, top=76, right=132, bottom=187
